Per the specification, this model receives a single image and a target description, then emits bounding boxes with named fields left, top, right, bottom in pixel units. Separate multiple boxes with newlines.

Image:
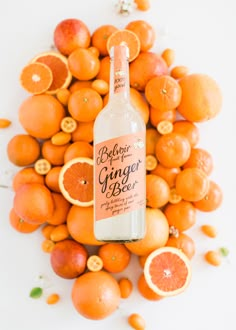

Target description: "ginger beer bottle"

left=93, top=45, right=146, bottom=242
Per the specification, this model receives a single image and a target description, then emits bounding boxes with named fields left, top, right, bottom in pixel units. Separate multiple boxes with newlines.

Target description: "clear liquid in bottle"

left=93, top=45, right=146, bottom=242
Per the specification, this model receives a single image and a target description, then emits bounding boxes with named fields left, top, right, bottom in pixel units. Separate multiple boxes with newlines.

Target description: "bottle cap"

left=110, top=45, right=129, bottom=59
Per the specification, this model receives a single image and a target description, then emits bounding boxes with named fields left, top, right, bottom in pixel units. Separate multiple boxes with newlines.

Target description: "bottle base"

left=95, top=237, right=142, bottom=243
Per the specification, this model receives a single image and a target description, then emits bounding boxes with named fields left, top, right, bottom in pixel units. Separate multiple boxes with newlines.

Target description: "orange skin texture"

left=96, top=56, right=110, bottom=83
left=166, top=232, right=196, bottom=259
left=53, top=18, right=91, bottom=56
left=125, top=20, right=156, bottom=52
left=68, top=48, right=100, bottom=81
left=19, top=95, right=66, bottom=140
left=175, top=168, right=210, bottom=202
left=145, top=75, right=182, bottom=112
left=12, top=167, right=44, bottom=192
left=91, top=25, right=118, bottom=56
left=45, top=166, right=62, bottom=193
left=71, top=271, right=120, bottom=320
left=68, top=88, right=103, bottom=122
left=7, top=134, right=40, bottom=167
left=146, top=174, right=170, bottom=208
left=155, top=132, right=191, bottom=168
left=13, top=183, right=55, bottom=225
left=178, top=73, right=222, bottom=122
left=164, top=200, right=197, bottom=232
left=50, top=239, right=88, bottom=279
left=67, top=205, right=104, bottom=246
left=138, top=273, right=163, bottom=301
left=150, top=164, right=180, bottom=188
left=193, top=180, right=223, bottom=212
left=9, top=208, right=39, bottom=234
left=173, top=120, right=200, bottom=147
left=125, top=208, right=169, bottom=256
left=183, top=147, right=214, bottom=176
left=98, top=243, right=131, bottom=273
left=129, top=52, right=168, bottom=91
left=47, top=193, right=71, bottom=226
left=64, top=141, right=93, bottom=163
left=41, top=140, right=70, bottom=166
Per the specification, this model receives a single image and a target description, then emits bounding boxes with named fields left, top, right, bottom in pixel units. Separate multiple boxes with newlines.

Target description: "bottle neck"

left=109, top=45, right=130, bottom=103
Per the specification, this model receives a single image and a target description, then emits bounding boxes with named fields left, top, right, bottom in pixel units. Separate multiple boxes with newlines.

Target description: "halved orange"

left=59, top=157, right=93, bottom=207
left=144, top=246, right=192, bottom=297
left=20, top=62, right=53, bottom=94
left=31, top=51, right=72, bottom=94
left=107, top=29, right=140, bottom=62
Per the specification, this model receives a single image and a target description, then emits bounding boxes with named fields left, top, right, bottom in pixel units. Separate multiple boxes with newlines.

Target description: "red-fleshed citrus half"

left=144, top=246, right=192, bottom=297
left=31, top=51, right=72, bottom=94
left=59, top=157, right=93, bottom=207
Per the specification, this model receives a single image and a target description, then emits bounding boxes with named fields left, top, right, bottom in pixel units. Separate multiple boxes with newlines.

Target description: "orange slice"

left=87, top=255, right=103, bottom=272
left=31, top=51, right=72, bottom=94
left=60, top=116, right=77, bottom=133
left=144, top=246, right=191, bottom=297
left=59, top=157, right=93, bottom=207
left=157, top=120, right=173, bottom=135
left=146, top=154, right=158, bottom=171
left=20, top=62, right=53, bottom=94
left=107, top=29, right=140, bottom=62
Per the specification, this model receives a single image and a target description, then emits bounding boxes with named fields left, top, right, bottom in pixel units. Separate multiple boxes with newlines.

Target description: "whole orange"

left=7, top=134, right=40, bottom=167
left=125, top=20, right=156, bottom=52
left=68, top=88, right=103, bottom=122
left=145, top=75, right=182, bottom=112
left=41, top=139, right=70, bottom=166
left=13, top=183, right=54, bottom=225
left=64, top=141, right=93, bottom=163
left=175, top=168, right=210, bottom=202
left=129, top=52, right=168, bottom=91
left=50, top=239, right=88, bottom=279
left=125, top=208, right=169, bottom=256
left=12, top=167, right=45, bottom=192
left=71, top=271, right=120, bottom=320
left=166, top=232, right=196, bottom=259
left=155, top=132, right=191, bottom=168
left=53, top=18, right=91, bottom=56
left=178, top=73, right=222, bottom=122
left=98, top=243, right=131, bottom=273
left=67, top=205, right=104, bottom=246
left=19, top=94, right=66, bottom=139
left=68, top=48, right=100, bottom=81
left=9, top=208, right=40, bottom=234
left=164, top=200, right=197, bottom=232
left=146, top=174, right=170, bottom=208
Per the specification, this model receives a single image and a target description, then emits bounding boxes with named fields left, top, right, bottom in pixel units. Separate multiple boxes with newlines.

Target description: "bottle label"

left=113, top=46, right=127, bottom=94
left=94, top=131, right=146, bottom=221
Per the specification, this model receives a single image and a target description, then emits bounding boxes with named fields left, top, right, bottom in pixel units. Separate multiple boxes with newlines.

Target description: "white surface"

left=0, top=1, right=236, bottom=329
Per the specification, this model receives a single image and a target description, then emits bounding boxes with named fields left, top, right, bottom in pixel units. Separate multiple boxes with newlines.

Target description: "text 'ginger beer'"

left=93, top=45, right=146, bottom=242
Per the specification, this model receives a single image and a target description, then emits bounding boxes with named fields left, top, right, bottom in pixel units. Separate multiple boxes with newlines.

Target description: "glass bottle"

left=93, top=45, right=146, bottom=242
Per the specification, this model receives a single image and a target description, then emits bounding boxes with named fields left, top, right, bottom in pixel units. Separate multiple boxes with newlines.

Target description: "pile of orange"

left=6, top=16, right=223, bottom=327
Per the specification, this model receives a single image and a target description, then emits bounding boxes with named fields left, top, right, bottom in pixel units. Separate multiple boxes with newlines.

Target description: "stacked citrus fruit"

left=6, top=17, right=223, bottom=326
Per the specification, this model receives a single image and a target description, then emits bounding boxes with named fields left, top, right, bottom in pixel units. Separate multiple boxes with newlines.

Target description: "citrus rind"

left=59, top=157, right=94, bottom=207
left=144, top=246, right=192, bottom=297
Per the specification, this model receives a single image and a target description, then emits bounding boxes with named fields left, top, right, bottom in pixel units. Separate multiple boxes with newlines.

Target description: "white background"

left=0, top=0, right=236, bottom=329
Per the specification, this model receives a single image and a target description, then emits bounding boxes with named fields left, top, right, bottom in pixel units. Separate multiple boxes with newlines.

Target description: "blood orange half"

left=144, top=246, right=192, bottom=297
left=31, top=51, right=72, bottom=94
left=59, top=157, right=93, bottom=207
